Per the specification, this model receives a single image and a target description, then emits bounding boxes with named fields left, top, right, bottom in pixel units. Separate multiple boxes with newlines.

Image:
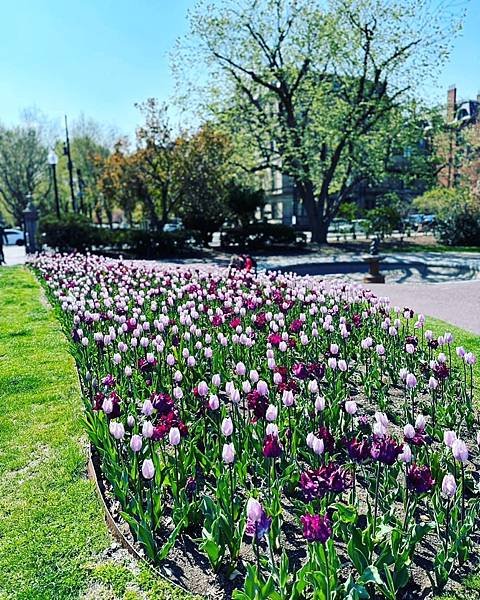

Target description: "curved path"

left=367, top=280, right=480, bottom=335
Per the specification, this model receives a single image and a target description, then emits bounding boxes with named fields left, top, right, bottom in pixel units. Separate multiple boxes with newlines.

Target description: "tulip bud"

left=142, top=420, right=154, bottom=439
left=415, top=414, right=426, bottom=432
left=405, top=373, right=417, bottom=389
left=452, top=439, right=468, bottom=463
left=265, top=404, right=278, bottom=422
left=127, top=415, right=135, bottom=428
left=221, top=417, right=234, bottom=437
left=443, top=430, right=457, bottom=448
left=306, top=432, right=315, bottom=448
left=109, top=421, right=125, bottom=440
left=246, top=498, right=262, bottom=522
left=257, top=380, right=269, bottom=396
left=197, top=381, right=209, bottom=397
left=249, top=369, right=259, bottom=383
left=142, top=399, right=154, bottom=417
left=235, top=362, right=246, bottom=376
left=141, top=458, right=155, bottom=479
left=312, top=437, right=324, bottom=456
left=404, top=424, right=415, bottom=439
left=130, top=434, right=142, bottom=452
left=315, top=395, right=325, bottom=412
left=442, top=473, right=457, bottom=498
left=212, top=373, right=221, bottom=387
left=344, top=400, right=357, bottom=415
left=222, top=442, right=235, bottom=464
left=398, top=444, right=412, bottom=463
left=102, top=398, right=113, bottom=414
left=169, top=426, right=181, bottom=446
left=208, top=394, right=219, bottom=410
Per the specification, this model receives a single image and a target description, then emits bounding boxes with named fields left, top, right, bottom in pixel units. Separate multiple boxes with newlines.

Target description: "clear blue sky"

left=1, top=0, right=479, bottom=138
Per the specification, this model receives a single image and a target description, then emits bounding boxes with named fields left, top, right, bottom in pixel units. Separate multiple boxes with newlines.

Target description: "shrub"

left=436, top=204, right=480, bottom=246
left=221, top=222, right=305, bottom=249
left=39, top=215, right=189, bottom=256
left=39, top=214, right=95, bottom=251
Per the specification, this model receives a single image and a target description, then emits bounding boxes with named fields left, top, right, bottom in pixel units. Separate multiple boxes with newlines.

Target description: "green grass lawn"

left=0, top=266, right=193, bottom=600
left=0, top=266, right=478, bottom=599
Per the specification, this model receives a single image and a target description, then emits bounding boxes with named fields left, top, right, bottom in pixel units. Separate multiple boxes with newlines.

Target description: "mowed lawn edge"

left=0, top=266, right=193, bottom=600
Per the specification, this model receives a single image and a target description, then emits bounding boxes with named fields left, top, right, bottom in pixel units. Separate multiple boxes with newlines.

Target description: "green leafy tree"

left=0, top=125, right=48, bottom=225
left=178, top=0, right=463, bottom=242
left=227, top=184, right=265, bottom=227
left=177, top=124, right=234, bottom=244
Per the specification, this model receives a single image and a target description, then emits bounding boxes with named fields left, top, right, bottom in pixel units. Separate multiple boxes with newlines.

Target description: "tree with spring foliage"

left=177, top=0, right=464, bottom=242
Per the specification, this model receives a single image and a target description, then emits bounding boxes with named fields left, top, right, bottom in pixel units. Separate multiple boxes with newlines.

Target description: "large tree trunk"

left=296, top=179, right=330, bottom=244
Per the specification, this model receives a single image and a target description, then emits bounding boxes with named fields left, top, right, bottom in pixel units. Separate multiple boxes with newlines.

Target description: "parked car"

left=3, top=228, right=25, bottom=245
left=163, top=219, right=183, bottom=233
left=328, top=218, right=351, bottom=233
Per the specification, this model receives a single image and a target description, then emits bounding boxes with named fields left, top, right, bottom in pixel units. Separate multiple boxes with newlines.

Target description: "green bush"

left=39, top=214, right=96, bottom=251
left=436, top=204, right=480, bottom=247
left=220, top=222, right=305, bottom=249
left=39, top=215, right=189, bottom=257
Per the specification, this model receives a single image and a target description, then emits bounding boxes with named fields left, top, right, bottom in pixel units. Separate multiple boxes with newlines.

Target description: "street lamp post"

left=48, top=149, right=60, bottom=218
left=63, top=115, right=77, bottom=212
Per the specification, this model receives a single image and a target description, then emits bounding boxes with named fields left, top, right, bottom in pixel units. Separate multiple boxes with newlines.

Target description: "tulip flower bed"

left=32, top=253, right=479, bottom=599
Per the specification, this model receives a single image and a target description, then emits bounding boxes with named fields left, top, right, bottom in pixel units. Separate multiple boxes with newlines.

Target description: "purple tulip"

left=197, top=381, right=209, bottom=397
left=246, top=498, right=262, bottom=522
left=263, top=434, right=282, bottom=458
left=109, top=421, right=125, bottom=440
left=300, top=513, right=332, bottom=543
left=407, top=464, right=435, bottom=493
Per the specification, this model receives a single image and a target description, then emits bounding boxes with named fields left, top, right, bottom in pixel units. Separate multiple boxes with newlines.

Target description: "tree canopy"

left=177, top=0, right=464, bottom=241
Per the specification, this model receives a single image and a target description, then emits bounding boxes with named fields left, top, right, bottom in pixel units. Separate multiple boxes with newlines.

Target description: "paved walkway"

left=367, top=280, right=480, bottom=335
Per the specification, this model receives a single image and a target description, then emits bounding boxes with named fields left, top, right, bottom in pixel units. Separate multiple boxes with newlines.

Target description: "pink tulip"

left=442, top=474, right=457, bottom=497
left=443, top=430, right=457, bottom=448
left=221, top=417, right=234, bottom=437
left=141, top=459, right=155, bottom=479
left=222, top=442, right=235, bottom=464
left=266, top=404, right=278, bottom=422
left=130, top=434, right=142, bottom=452
left=142, top=421, right=154, bottom=439
left=452, top=439, right=468, bottom=463
left=197, top=381, right=209, bottom=396
left=405, top=373, right=417, bottom=389
left=344, top=400, right=357, bottom=415
left=169, top=427, right=181, bottom=446
left=246, top=498, right=262, bottom=522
